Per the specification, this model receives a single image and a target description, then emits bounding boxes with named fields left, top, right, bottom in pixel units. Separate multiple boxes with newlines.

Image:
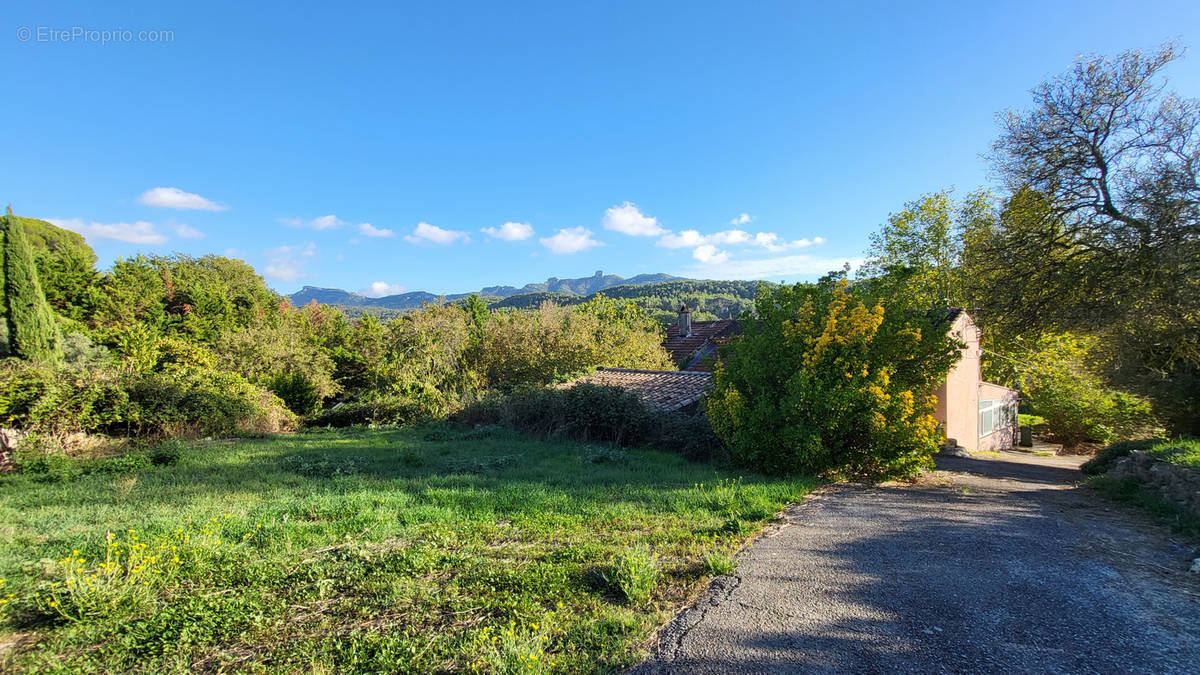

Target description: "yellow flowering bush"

left=708, top=274, right=959, bottom=477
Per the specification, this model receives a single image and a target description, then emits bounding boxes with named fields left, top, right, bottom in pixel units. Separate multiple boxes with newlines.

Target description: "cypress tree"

left=1, top=214, right=60, bottom=361
left=0, top=218, right=7, bottom=357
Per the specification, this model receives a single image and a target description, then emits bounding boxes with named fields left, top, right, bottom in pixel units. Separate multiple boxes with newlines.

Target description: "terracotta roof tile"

left=664, top=320, right=741, bottom=368
left=559, top=368, right=713, bottom=411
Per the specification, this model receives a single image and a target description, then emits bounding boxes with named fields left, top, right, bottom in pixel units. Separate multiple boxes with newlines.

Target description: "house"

left=664, top=305, right=741, bottom=371
left=933, top=310, right=1019, bottom=451
left=566, top=306, right=1017, bottom=453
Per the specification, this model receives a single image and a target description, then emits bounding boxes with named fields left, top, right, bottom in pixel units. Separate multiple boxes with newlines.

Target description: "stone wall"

left=1109, top=450, right=1200, bottom=515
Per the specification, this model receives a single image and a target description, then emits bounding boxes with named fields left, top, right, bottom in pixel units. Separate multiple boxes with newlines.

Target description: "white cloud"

left=712, top=229, right=754, bottom=245
left=730, top=213, right=753, bottom=225
left=173, top=224, right=205, bottom=239
left=281, top=214, right=346, bottom=230
left=264, top=242, right=317, bottom=282
left=49, top=218, right=167, bottom=245
left=481, top=221, right=534, bottom=241
left=684, top=254, right=864, bottom=281
left=223, top=248, right=245, bottom=258
left=657, top=228, right=823, bottom=258
left=602, top=202, right=665, bottom=236
left=656, top=229, right=708, bottom=249
left=539, top=226, right=602, bottom=254
left=138, top=187, right=227, bottom=211
left=361, top=281, right=406, bottom=297
left=752, top=233, right=825, bottom=252
left=358, top=223, right=395, bottom=238
left=404, top=221, right=469, bottom=245
left=692, top=244, right=729, bottom=264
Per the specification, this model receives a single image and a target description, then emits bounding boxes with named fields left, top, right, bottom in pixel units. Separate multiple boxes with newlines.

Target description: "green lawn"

left=0, top=426, right=813, bottom=672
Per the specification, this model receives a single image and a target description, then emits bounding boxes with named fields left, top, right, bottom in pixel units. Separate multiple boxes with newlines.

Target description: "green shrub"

left=95, top=453, right=152, bottom=474
left=0, top=361, right=131, bottom=436
left=0, top=359, right=293, bottom=440
left=707, top=276, right=959, bottom=478
left=454, top=385, right=726, bottom=460
left=602, top=545, right=658, bottom=605
left=269, top=371, right=322, bottom=416
left=306, top=396, right=425, bottom=428
left=122, top=369, right=295, bottom=437
left=149, top=441, right=183, bottom=466
left=1084, top=437, right=1200, bottom=475
left=1018, top=333, right=1163, bottom=448
left=13, top=435, right=82, bottom=482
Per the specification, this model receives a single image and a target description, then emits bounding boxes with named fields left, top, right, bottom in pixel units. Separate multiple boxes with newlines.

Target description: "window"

left=979, top=398, right=1016, bottom=437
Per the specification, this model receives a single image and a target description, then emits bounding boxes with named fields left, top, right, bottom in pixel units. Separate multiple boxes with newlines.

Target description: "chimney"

left=678, top=304, right=692, bottom=338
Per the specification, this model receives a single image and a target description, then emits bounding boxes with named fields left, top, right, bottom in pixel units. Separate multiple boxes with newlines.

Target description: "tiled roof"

left=560, top=368, right=713, bottom=411
left=664, top=320, right=741, bottom=367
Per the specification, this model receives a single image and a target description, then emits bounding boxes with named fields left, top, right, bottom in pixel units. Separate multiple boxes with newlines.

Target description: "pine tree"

left=1, top=215, right=61, bottom=361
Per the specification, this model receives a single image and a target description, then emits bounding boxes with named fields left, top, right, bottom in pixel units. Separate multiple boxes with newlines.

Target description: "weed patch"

left=0, top=427, right=814, bottom=671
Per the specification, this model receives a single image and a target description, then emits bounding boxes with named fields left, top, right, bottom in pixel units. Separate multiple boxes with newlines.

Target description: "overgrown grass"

left=1083, top=437, right=1200, bottom=541
left=1088, top=475, right=1200, bottom=540
left=1081, top=437, right=1200, bottom=475
left=0, top=425, right=814, bottom=672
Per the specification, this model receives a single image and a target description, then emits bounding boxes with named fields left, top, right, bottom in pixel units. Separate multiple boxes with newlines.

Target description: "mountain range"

left=289, top=271, right=686, bottom=309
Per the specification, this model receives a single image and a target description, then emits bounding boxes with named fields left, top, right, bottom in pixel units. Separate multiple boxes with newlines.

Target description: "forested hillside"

left=484, top=280, right=763, bottom=324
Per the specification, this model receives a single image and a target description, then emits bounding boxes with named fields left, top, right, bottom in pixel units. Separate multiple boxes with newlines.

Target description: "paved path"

left=632, top=451, right=1200, bottom=674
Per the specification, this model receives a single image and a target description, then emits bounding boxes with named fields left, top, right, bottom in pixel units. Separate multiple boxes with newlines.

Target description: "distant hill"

left=289, top=270, right=686, bottom=310
left=290, top=287, right=449, bottom=309
left=453, top=279, right=767, bottom=325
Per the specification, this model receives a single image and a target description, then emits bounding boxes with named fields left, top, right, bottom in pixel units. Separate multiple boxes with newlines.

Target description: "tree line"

left=0, top=218, right=673, bottom=442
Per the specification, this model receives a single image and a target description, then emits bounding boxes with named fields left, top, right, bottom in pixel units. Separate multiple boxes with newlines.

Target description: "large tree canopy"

left=973, top=44, right=1200, bottom=432
left=984, top=44, right=1198, bottom=343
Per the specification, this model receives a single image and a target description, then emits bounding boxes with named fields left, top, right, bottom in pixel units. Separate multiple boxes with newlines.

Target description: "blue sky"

left=5, top=1, right=1199, bottom=296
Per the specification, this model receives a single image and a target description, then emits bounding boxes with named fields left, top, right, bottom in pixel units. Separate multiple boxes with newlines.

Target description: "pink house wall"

left=931, top=312, right=1019, bottom=451
left=933, top=312, right=983, bottom=450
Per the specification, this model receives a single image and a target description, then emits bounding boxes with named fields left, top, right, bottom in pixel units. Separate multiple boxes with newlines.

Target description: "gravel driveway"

left=632, top=451, right=1200, bottom=674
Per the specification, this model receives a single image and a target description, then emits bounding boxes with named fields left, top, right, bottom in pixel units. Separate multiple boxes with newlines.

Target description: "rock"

left=1191, top=558, right=1200, bottom=574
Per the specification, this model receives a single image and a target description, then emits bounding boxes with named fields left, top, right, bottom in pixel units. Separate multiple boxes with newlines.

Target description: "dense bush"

left=122, top=369, right=294, bottom=437
left=0, top=362, right=129, bottom=437
left=306, top=396, right=426, bottom=428
left=268, top=371, right=323, bottom=416
left=479, top=298, right=673, bottom=390
left=1016, top=333, right=1162, bottom=448
left=707, top=275, right=960, bottom=478
left=454, top=384, right=726, bottom=461
left=0, top=360, right=293, bottom=439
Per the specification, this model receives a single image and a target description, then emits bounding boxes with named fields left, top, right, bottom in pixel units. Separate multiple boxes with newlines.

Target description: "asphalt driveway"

left=632, top=451, right=1200, bottom=674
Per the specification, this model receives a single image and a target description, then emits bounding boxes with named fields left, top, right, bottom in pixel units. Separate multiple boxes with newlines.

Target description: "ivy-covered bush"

left=707, top=275, right=960, bottom=478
